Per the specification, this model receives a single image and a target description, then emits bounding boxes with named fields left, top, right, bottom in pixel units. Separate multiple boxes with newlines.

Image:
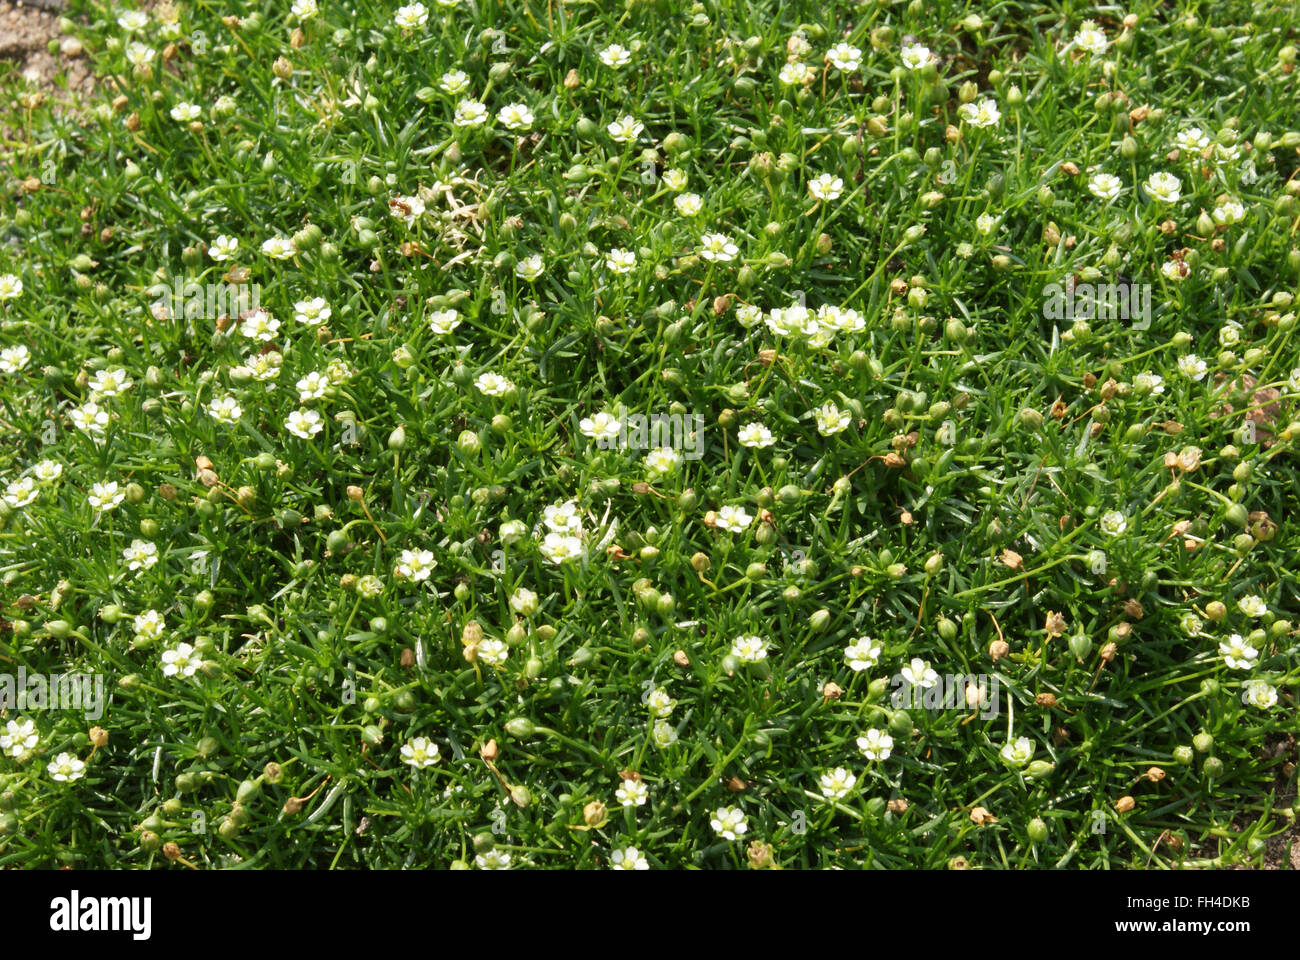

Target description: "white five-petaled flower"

left=1099, top=510, right=1128, bottom=536
left=1176, top=354, right=1207, bottom=381
left=901, top=657, right=939, bottom=689
left=958, top=99, right=1001, bottom=128
left=730, top=635, right=768, bottom=663
left=1, top=718, right=38, bottom=758
left=644, top=447, right=680, bottom=475
left=474, top=372, right=514, bottom=397
left=497, top=103, right=535, bottom=130
left=207, top=395, right=242, bottom=424
left=652, top=720, right=678, bottom=747
left=843, top=636, right=881, bottom=672
left=0, top=344, right=31, bottom=373
left=715, top=504, right=753, bottom=533
left=699, top=232, right=739, bottom=262
left=579, top=411, right=621, bottom=443
left=599, top=44, right=632, bottom=68
left=1000, top=736, right=1036, bottom=766
left=297, top=371, right=330, bottom=402
left=4, top=477, right=38, bottom=509
left=539, top=532, right=583, bottom=564
left=208, top=235, right=239, bottom=261
left=397, top=548, right=436, bottom=582
left=813, top=402, right=851, bottom=436
left=737, top=422, right=775, bottom=448
left=857, top=728, right=894, bottom=761
left=240, top=308, right=280, bottom=341
left=819, top=767, right=857, bottom=800
left=429, top=308, right=461, bottom=335
left=901, top=43, right=931, bottom=70
left=515, top=254, right=545, bottom=280
left=1238, top=595, right=1267, bottom=618
left=646, top=688, right=676, bottom=719
left=710, top=806, right=748, bottom=840
left=1243, top=679, right=1278, bottom=710
left=161, top=642, right=200, bottom=678
left=543, top=500, right=583, bottom=534
left=294, top=297, right=331, bottom=326
left=454, top=100, right=488, bottom=127
left=1144, top=171, right=1182, bottom=203
left=674, top=193, right=703, bottom=217
left=610, top=845, right=649, bottom=869
left=439, top=70, right=470, bottom=94
left=123, top=539, right=158, bottom=571
left=261, top=235, right=296, bottom=260
left=394, top=3, right=429, bottom=28
left=616, top=778, right=649, bottom=807
left=607, top=115, right=643, bottom=143
left=808, top=173, right=844, bottom=202
left=1219, top=634, right=1259, bottom=671
left=605, top=248, right=637, bottom=273
left=70, top=401, right=110, bottom=436
left=134, top=609, right=165, bottom=641
left=478, top=638, right=508, bottom=666
left=170, top=102, right=202, bottom=122
left=825, top=42, right=862, bottom=72
left=89, top=368, right=132, bottom=398
left=1088, top=172, right=1123, bottom=200
left=402, top=736, right=441, bottom=768
left=1072, top=20, right=1109, bottom=57
left=476, top=850, right=511, bottom=869
left=88, top=481, right=125, bottom=512
left=285, top=408, right=323, bottom=438
left=47, top=752, right=87, bottom=782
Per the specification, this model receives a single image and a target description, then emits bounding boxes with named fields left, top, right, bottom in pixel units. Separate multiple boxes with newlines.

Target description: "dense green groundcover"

left=0, top=0, right=1298, bottom=869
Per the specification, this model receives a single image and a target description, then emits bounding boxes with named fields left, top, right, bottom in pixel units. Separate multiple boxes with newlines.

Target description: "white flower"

left=539, top=532, right=583, bottom=564
left=261, top=235, right=296, bottom=260
left=646, top=688, right=676, bottom=719
left=958, top=99, right=1001, bottom=128
left=454, top=100, right=488, bottom=126
left=240, top=309, right=280, bottom=341
left=0, top=344, right=31, bottom=373
left=47, top=752, right=87, bottom=782
left=1000, top=736, right=1035, bottom=766
left=125, top=41, right=155, bottom=67
left=736, top=304, right=763, bottom=328
left=616, top=778, right=649, bottom=807
left=248, top=352, right=283, bottom=381
left=118, top=10, right=150, bottom=31
left=579, top=411, right=621, bottom=443
left=70, top=401, right=110, bottom=436
left=610, top=845, right=649, bottom=869
left=778, top=61, right=814, bottom=86
left=1219, top=634, right=1258, bottom=670
left=1177, top=354, right=1208, bottom=381
left=4, top=477, right=38, bottom=509
left=1161, top=259, right=1189, bottom=281
left=901, top=43, right=931, bottom=70
left=429, top=308, right=461, bottom=335
left=1072, top=20, right=1109, bottom=57
left=674, top=193, right=703, bottom=217
left=651, top=720, right=678, bottom=747
left=123, top=539, right=158, bottom=571
left=394, top=3, right=429, bottom=28
left=607, top=115, right=644, bottom=143
left=88, top=481, right=125, bottom=512
left=819, top=767, right=856, bottom=800
left=478, top=639, right=508, bottom=666
left=605, top=248, right=637, bottom=273
left=161, top=642, right=200, bottom=678
left=715, top=504, right=752, bottom=533
left=31, top=460, right=63, bottom=482
left=1242, top=679, right=1278, bottom=710
left=297, top=371, right=330, bottom=402
left=397, top=548, right=436, bottom=582
left=357, top=575, right=385, bottom=599
left=825, top=42, right=862, bottom=72
left=476, top=850, right=511, bottom=870
left=543, top=500, right=583, bottom=534
left=599, top=44, right=631, bottom=68
left=644, top=447, right=680, bottom=475
left=208, top=235, right=239, bottom=261
left=710, top=806, right=748, bottom=840
left=843, top=637, right=881, bottom=672
left=285, top=408, right=323, bottom=438
left=737, top=422, right=775, bottom=448
left=134, top=609, right=165, bottom=641
left=901, top=657, right=938, bottom=688
left=1088, top=172, right=1123, bottom=200
left=497, top=103, right=534, bottom=130
left=89, top=368, right=132, bottom=398
left=730, top=635, right=768, bottom=663
left=1, top=718, right=38, bottom=759
left=975, top=213, right=1000, bottom=236
left=474, top=372, right=514, bottom=397
left=1099, top=510, right=1128, bottom=536
left=1175, top=127, right=1210, bottom=152
left=170, top=102, right=202, bottom=122
left=857, top=728, right=894, bottom=761
left=401, top=736, right=441, bottom=768
left=439, top=70, right=470, bottom=95
left=699, top=232, right=739, bottom=262
left=1212, top=199, right=1245, bottom=226
left=509, top=588, right=538, bottom=616
left=1133, top=371, right=1165, bottom=395
left=1144, top=171, right=1182, bottom=203
left=291, top=0, right=319, bottom=20
left=294, top=297, right=331, bottom=326
left=207, top=395, right=242, bottom=424
left=808, top=173, right=844, bottom=201
left=661, top=169, right=687, bottom=191
left=813, top=402, right=851, bottom=436
left=515, top=254, right=545, bottom=280
left=1218, top=322, right=1242, bottom=348
left=1238, top=595, right=1267, bottom=618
